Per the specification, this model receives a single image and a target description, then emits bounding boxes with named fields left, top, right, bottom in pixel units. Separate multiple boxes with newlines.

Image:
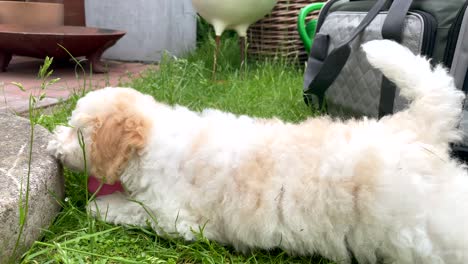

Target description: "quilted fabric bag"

left=303, top=0, right=468, bottom=154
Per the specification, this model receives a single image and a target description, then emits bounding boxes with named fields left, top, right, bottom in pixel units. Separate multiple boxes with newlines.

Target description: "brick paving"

left=0, top=56, right=155, bottom=113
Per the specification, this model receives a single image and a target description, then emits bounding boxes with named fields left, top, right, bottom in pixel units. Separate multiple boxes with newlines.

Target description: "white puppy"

left=48, top=40, right=468, bottom=264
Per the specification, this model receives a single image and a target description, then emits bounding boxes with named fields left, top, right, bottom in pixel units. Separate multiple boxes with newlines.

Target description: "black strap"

left=379, top=78, right=398, bottom=117
left=381, top=0, right=413, bottom=42
left=463, top=68, right=468, bottom=93
left=378, top=0, right=413, bottom=118
left=316, top=0, right=343, bottom=33
left=304, top=0, right=391, bottom=109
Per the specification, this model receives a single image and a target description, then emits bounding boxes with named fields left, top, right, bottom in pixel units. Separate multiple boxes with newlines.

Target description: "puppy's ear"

left=90, top=112, right=148, bottom=184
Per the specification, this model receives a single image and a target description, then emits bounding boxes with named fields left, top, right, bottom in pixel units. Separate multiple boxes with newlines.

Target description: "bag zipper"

left=320, top=10, right=437, bottom=56
left=444, top=1, right=468, bottom=68
left=411, top=11, right=437, bottom=57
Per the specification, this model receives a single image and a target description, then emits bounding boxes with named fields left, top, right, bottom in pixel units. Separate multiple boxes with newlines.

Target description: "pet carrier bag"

left=303, top=0, right=468, bottom=155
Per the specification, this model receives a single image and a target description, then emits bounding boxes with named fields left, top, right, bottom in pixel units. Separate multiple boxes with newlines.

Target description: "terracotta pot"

left=63, top=0, right=85, bottom=26
left=0, top=1, right=64, bottom=26
left=19, top=0, right=86, bottom=26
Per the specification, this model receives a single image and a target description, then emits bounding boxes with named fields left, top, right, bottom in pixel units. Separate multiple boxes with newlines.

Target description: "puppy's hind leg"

left=362, top=40, right=465, bottom=145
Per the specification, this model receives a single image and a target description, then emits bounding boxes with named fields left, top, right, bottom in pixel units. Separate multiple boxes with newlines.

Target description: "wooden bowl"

left=0, top=24, right=126, bottom=73
left=0, top=1, right=64, bottom=26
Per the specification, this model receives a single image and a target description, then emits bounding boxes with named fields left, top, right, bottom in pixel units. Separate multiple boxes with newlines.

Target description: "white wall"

left=85, top=0, right=197, bottom=62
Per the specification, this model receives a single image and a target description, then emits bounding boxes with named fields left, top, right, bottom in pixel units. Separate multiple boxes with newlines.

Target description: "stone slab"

left=0, top=113, right=64, bottom=262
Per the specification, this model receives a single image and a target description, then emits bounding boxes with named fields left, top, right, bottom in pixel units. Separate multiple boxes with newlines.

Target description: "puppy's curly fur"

left=48, top=40, right=468, bottom=263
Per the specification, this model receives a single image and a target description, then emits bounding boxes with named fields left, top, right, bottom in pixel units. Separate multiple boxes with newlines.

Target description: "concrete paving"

left=0, top=56, right=155, bottom=114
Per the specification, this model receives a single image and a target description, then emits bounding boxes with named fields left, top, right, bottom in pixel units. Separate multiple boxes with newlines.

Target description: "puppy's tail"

left=362, top=40, right=465, bottom=144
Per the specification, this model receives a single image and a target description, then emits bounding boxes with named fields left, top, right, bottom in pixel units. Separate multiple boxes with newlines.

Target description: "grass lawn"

left=21, top=36, right=333, bottom=263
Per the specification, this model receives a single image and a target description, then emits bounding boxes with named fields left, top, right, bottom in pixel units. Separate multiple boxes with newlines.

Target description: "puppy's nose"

left=46, top=139, right=60, bottom=157
left=47, top=125, right=70, bottom=157
left=54, top=125, right=69, bottom=134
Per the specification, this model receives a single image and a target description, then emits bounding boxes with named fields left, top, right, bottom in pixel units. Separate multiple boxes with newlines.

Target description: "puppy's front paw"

left=86, top=193, right=149, bottom=227
left=177, top=222, right=196, bottom=241
left=87, top=198, right=109, bottom=221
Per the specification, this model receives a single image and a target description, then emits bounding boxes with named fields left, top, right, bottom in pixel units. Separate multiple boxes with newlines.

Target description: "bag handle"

left=379, top=0, right=413, bottom=117
left=304, top=0, right=413, bottom=110
left=382, top=0, right=413, bottom=42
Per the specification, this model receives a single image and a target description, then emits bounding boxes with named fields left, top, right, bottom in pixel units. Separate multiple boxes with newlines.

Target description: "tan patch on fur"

left=234, top=147, right=275, bottom=210
left=184, top=125, right=214, bottom=187
left=90, top=91, right=150, bottom=184
left=344, top=129, right=352, bottom=142
left=255, top=117, right=281, bottom=125
left=188, top=160, right=218, bottom=187
left=350, top=148, right=381, bottom=217
left=308, top=149, right=380, bottom=209
left=189, top=124, right=212, bottom=157
left=352, top=150, right=380, bottom=194
left=295, top=117, right=333, bottom=147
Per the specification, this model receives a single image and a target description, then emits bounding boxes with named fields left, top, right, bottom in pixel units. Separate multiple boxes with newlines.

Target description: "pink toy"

left=88, top=175, right=124, bottom=196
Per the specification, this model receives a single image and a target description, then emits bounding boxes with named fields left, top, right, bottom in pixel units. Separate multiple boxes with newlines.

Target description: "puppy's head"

left=48, top=87, right=152, bottom=184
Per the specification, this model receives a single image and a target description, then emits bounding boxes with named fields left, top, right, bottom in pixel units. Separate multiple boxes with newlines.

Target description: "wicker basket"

left=247, top=0, right=324, bottom=63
